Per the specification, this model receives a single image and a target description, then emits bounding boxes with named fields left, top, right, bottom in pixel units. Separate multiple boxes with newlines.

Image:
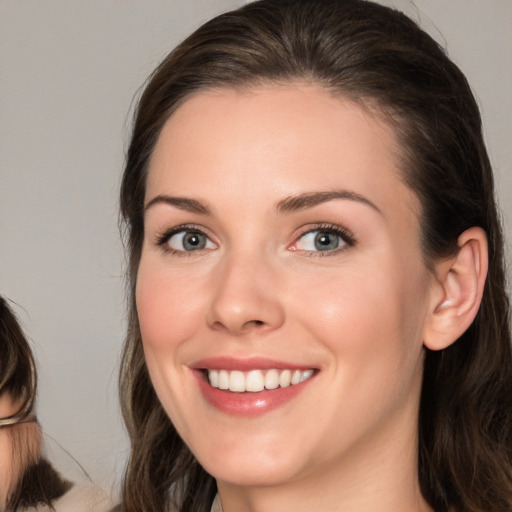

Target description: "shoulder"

left=52, top=484, right=115, bottom=512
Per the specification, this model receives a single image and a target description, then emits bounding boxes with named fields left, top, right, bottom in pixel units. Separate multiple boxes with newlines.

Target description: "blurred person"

left=0, top=297, right=113, bottom=511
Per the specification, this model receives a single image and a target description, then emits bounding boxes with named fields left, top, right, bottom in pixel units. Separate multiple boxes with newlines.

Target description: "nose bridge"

left=207, top=246, right=285, bottom=335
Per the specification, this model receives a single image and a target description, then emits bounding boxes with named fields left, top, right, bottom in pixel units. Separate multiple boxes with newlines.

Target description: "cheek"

left=136, top=257, right=207, bottom=352
left=135, top=257, right=205, bottom=434
left=289, top=255, right=429, bottom=365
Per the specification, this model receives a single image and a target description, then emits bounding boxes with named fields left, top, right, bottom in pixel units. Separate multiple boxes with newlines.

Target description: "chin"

left=210, top=463, right=299, bottom=488
left=196, top=443, right=306, bottom=488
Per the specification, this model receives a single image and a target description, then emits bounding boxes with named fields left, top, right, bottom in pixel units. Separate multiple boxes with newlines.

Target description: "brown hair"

left=0, top=297, right=72, bottom=511
left=0, top=297, right=36, bottom=426
left=119, top=1, right=512, bottom=510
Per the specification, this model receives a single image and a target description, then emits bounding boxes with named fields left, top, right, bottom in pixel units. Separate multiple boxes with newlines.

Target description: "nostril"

left=209, top=318, right=267, bottom=333
left=239, top=319, right=267, bottom=332
left=247, top=320, right=265, bottom=328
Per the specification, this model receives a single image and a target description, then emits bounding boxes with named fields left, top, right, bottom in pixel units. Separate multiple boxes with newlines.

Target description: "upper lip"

left=190, top=356, right=318, bottom=372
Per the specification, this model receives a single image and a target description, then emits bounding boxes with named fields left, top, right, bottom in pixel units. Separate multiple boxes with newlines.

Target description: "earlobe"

left=423, top=227, right=488, bottom=351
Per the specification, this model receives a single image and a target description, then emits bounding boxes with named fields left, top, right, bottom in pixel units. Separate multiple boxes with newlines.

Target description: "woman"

left=118, top=0, right=512, bottom=510
left=0, top=297, right=72, bottom=511
left=0, top=297, right=114, bottom=512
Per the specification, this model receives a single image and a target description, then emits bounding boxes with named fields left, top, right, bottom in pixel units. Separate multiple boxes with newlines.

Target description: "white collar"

left=210, top=494, right=223, bottom=512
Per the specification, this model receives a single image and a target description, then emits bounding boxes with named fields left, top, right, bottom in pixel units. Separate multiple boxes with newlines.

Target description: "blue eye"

left=293, top=226, right=354, bottom=253
left=166, top=230, right=215, bottom=252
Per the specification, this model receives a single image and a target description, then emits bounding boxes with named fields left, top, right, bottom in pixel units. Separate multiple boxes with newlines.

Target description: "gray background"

left=1, top=0, right=511, bottom=493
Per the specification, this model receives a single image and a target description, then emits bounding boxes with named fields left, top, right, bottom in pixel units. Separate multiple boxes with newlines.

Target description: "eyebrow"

left=276, top=190, right=382, bottom=215
left=144, top=195, right=211, bottom=215
left=144, top=189, right=381, bottom=216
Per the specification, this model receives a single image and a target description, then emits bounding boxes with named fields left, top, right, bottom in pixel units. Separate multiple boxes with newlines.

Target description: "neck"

left=216, top=402, right=432, bottom=512
left=218, top=447, right=431, bottom=512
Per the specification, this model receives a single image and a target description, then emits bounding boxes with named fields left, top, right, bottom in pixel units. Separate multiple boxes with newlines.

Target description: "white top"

left=211, top=494, right=222, bottom=512
left=17, top=434, right=116, bottom=511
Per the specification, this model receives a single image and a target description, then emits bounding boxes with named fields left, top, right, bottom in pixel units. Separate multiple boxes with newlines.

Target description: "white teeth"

left=300, top=369, right=314, bottom=382
left=229, top=371, right=245, bottom=392
left=279, top=369, right=291, bottom=388
left=246, top=370, right=265, bottom=392
left=209, top=369, right=219, bottom=388
left=207, top=368, right=315, bottom=392
left=264, top=369, right=279, bottom=390
left=218, top=370, right=229, bottom=390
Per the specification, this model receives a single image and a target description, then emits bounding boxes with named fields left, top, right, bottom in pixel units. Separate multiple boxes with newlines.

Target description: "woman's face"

left=137, top=84, right=435, bottom=488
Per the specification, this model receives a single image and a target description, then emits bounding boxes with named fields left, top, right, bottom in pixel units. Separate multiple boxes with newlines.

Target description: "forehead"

left=146, top=83, right=420, bottom=222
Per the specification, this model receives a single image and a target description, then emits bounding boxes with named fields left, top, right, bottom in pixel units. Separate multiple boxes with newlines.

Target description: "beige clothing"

left=211, top=494, right=223, bottom=512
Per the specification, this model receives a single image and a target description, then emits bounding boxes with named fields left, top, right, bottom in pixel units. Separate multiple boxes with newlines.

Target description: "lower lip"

left=194, top=371, right=316, bottom=417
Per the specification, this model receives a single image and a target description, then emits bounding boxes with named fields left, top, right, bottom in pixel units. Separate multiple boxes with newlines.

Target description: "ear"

left=423, top=227, right=488, bottom=351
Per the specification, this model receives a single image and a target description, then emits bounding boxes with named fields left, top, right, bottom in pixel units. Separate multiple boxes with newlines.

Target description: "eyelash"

left=154, top=223, right=356, bottom=256
left=155, top=224, right=215, bottom=257
left=292, top=223, right=356, bottom=256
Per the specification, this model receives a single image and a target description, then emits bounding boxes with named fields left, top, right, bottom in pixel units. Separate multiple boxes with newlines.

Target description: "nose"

left=206, top=251, right=285, bottom=335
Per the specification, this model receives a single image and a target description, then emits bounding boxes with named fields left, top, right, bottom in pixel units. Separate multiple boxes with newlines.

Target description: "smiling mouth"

left=204, top=368, right=316, bottom=393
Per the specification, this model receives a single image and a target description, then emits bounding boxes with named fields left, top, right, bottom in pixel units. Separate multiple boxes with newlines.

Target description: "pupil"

left=314, top=232, right=339, bottom=251
left=184, top=232, right=205, bottom=250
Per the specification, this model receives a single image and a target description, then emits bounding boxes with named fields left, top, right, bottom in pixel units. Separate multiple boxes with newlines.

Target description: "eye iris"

left=314, top=232, right=339, bottom=251
left=183, top=232, right=206, bottom=250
